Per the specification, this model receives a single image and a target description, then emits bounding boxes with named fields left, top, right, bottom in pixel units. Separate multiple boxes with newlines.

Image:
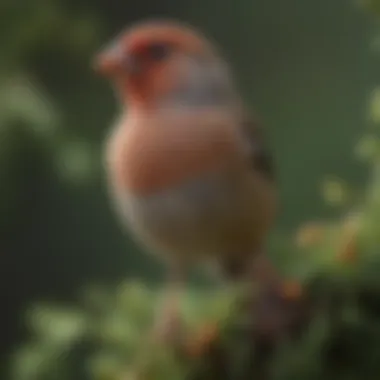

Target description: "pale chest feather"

left=113, top=163, right=276, bottom=259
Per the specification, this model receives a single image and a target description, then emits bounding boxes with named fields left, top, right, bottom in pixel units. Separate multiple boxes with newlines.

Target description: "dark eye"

left=146, top=43, right=171, bottom=61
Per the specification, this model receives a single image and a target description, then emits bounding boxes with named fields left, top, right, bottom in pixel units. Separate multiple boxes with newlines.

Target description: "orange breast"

left=106, top=109, right=243, bottom=196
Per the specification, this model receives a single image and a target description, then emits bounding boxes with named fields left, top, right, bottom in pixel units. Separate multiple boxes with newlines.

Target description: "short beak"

left=93, top=43, right=139, bottom=77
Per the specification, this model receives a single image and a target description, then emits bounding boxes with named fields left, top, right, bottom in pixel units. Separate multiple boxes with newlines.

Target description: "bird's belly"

left=116, top=168, right=273, bottom=260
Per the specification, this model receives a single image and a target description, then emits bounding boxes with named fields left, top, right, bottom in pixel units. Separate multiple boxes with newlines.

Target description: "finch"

left=94, top=20, right=277, bottom=340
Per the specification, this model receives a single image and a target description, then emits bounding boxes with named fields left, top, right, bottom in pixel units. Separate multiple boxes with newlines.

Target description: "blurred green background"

left=0, top=0, right=378, bottom=374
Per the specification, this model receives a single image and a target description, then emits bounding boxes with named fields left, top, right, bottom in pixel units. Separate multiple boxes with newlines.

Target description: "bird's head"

left=94, top=20, right=236, bottom=109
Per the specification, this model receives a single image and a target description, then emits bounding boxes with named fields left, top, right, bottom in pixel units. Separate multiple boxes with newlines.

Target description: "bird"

left=94, top=19, right=277, bottom=342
